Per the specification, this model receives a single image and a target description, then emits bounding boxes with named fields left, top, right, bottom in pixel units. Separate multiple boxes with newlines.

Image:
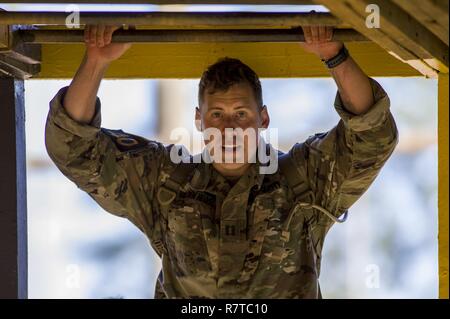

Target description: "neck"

left=212, top=162, right=252, bottom=180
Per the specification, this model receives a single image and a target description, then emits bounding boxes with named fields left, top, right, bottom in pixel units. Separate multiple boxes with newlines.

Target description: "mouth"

left=222, top=145, right=241, bottom=152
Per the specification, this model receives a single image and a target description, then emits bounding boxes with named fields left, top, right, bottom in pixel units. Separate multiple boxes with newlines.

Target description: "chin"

left=214, top=162, right=249, bottom=174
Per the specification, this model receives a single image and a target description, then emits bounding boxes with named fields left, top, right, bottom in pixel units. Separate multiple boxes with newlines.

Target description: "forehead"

left=202, top=82, right=256, bottom=107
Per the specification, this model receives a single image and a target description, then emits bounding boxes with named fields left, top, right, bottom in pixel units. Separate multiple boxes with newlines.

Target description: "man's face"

left=195, top=82, right=270, bottom=177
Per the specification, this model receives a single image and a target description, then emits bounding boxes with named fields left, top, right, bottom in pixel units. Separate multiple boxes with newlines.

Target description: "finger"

left=89, top=24, right=97, bottom=46
left=310, top=26, right=319, bottom=43
left=326, top=26, right=333, bottom=41
left=84, top=25, right=90, bottom=43
left=318, top=25, right=327, bottom=43
left=104, top=25, right=114, bottom=45
left=111, top=25, right=122, bottom=32
left=302, top=26, right=313, bottom=44
left=308, top=10, right=319, bottom=43
left=97, top=24, right=106, bottom=47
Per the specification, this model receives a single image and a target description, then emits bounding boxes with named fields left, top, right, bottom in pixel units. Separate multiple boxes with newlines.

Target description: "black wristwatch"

left=322, top=45, right=349, bottom=69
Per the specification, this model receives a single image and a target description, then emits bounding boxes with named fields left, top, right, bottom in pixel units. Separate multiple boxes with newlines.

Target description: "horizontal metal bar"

left=0, top=11, right=342, bottom=27
left=16, top=28, right=367, bottom=43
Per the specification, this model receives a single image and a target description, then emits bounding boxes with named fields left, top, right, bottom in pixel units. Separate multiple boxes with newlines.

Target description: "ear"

left=260, top=105, right=270, bottom=129
left=195, top=106, right=202, bottom=131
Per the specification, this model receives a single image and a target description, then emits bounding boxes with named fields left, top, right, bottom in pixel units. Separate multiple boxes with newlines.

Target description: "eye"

left=211, top=111, right=222, bottom=119
left=236, top=111, right=247, bottom=119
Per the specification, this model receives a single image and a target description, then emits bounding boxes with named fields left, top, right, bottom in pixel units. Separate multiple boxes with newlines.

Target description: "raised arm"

left=300, top=25, right=374, bottom=114
left=63, top=25, right=131, bottom=123
left=289, top=25, right=399, bottom=225
left=45, top=25, right=168, bottom=246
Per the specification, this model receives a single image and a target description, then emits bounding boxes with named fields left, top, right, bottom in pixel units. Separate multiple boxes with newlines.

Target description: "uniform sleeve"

left=290, top=78, right=399, bottom=223
left=45, top=86, right=167, bottom=236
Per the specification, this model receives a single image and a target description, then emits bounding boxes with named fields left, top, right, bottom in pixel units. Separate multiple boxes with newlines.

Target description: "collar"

left=188, top=143, right=278, bottom=196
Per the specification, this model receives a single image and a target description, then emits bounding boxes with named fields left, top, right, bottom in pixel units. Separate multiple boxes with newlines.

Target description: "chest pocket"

left=164, top=197, right=212, bottom=275
left=238, top=188, right=294, bottom=283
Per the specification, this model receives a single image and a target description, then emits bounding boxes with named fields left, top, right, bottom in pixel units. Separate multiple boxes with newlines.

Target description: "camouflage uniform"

left=45, top=78, right=398, bottom=298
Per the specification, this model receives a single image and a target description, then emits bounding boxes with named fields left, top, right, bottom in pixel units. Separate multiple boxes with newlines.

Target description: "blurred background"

left=25, top=76, right=438, bottom=299
left=3, top=2, right=438, bottom=299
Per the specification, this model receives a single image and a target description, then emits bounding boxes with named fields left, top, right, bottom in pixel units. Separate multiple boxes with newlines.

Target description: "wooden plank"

left=0, top=51, right=41, bottom=79
left=0, top=8, right=9, bottom=49
left=17, top=28, right=366, bottom=43
left=353, top=0, right=448, bottom=71
left=433, top=0, right=450, bottom=13
left=0, top=11, right=343, bottom=27
left=0, top=24, right=8, bottom=49
left=392, top=0, right=449, bottom=45
left=438, top=72, right=449, bottom=299
left=312, top=0, right=441, bottom=78
left=0, top=25, right=41, bottom=79
left=0, top=78, right=28, bottom=299
left=37, top=41, right=420, bottom=78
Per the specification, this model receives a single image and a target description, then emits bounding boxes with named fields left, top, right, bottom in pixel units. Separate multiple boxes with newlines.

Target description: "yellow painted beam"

left=312, top=0, right=442, bottom=78
left=38, top=42, right=420, bottom=79
left=439, top=72, right=449, bottom=299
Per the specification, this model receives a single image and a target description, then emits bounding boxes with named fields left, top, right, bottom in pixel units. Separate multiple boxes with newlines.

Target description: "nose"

left=220, top=114, right=239, bottom=132
left=218, top=116, right=240, bottom=145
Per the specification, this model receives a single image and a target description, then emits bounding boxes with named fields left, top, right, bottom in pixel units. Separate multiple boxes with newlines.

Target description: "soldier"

left=45, top=24, right=398, bottom=298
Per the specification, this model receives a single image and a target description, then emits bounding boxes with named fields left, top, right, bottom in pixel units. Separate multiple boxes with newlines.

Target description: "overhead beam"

left=16, top=28, right=366, bottom=44
left=360, top=0, right=448, bottom=71
left=312, top=0, right=448, bottom=78
left=0, top=51, right=41, bottom=79
left=0, top=11, right=342, bottom=28
left=37, top=41, right=421, bottom=78
left=0, top=8, right=8, bottom=49
left=392, top=0, right=449, bottom=45
left=0, top=24, right=8, bottom=49
left=0, top=25, right=41, bottom=79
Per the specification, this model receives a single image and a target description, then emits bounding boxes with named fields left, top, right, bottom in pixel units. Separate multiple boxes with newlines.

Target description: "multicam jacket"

left=45, top=78, right=398, bottom=298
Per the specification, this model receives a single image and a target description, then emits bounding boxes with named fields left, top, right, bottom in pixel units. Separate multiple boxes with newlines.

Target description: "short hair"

left=198, top=57, right=263, bottom=108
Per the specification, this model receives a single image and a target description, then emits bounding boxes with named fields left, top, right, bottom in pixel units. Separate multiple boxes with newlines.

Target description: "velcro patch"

left=101, top=128, right=151, bottom=153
